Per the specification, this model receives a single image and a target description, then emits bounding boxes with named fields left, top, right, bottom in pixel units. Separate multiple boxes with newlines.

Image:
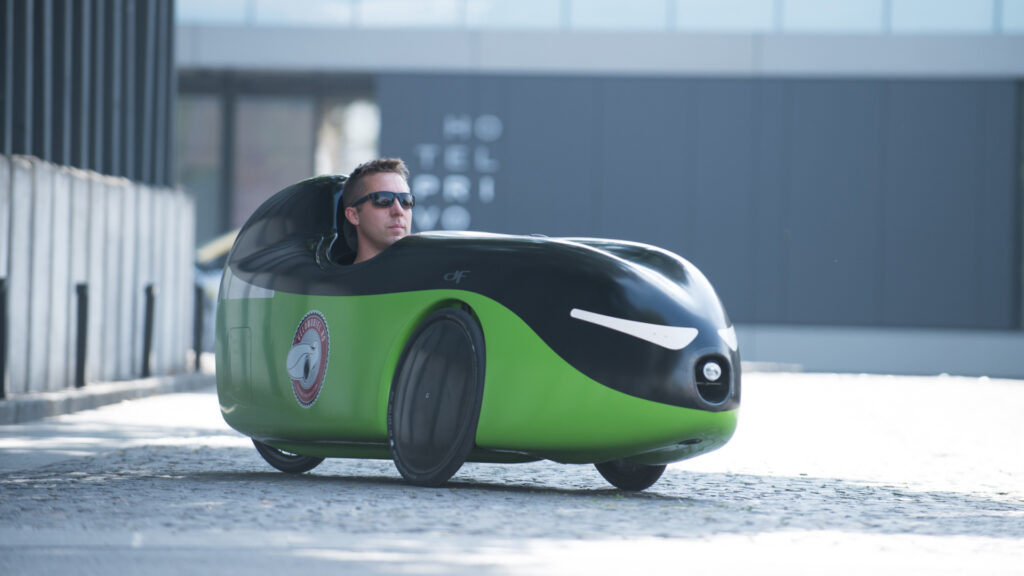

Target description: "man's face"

left=345, top=172, right=412, bottom=260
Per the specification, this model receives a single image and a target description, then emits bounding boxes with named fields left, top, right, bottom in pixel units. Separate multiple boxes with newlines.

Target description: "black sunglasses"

left=349, top=191, right=415, bottom=209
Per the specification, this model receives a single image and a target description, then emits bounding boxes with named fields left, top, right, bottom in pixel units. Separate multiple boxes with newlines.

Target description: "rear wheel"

left=595, top=459, right=666, bottom=491
left=388, top=307, right=485, bottom=487
left=252, top=439, right=324, bottom=474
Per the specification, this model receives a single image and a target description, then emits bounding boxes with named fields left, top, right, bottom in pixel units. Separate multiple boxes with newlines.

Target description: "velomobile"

left=216, top=174, right=740, bottom=491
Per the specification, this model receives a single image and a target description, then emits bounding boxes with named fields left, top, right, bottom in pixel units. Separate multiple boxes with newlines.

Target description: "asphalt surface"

left=0, top=372, right=1022, bottom=575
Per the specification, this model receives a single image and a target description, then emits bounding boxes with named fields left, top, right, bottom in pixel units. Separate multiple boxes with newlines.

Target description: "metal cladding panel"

left=490, top=77, right=600, bottom=237
left=7, top=157, right=33, bottom=394
left=134, top=183, right=153, bottom=376
left=168, top=190, right=190, bottom=374
left=67, top=168, right=90, bottom=385
left=749, top=79, right=792, bottom=324
left=685, top=80, right=759, bottom=321
left=177, top=191, right=196, bottom=373
left=881, top=81, right=1016, bottom=329
left=101, top=178, right=124, bottom=381
left=118, top=180, right=137, bottom=379
left=48, top=167, right=71, bottom=390
left=379, top=74, right=1020, bottom=330
left=151, top=189, right=167, bottom=374
left=27, top=160, right=54, bottom=392
left=597, top=78, right=694, bottom=249
left=85, top=174, right=106, bottom=384
left=155, top=190, right=174, bottom=373
left=783, top=80, right=885, bottom=326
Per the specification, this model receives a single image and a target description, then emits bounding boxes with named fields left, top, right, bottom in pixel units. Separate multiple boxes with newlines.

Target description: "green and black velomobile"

left=216, top=175, right=740, bottom=491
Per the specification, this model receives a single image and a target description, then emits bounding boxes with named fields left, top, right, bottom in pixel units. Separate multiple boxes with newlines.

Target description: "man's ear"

left=344, top=206, right=359, bottom=226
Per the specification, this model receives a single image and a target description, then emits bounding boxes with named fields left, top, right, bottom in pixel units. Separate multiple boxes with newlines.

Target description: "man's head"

left=342, top=158, right=413, bottom=264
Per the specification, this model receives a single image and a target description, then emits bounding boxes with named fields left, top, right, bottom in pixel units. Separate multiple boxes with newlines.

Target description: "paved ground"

left=0, top=372, right=1022, bottom=575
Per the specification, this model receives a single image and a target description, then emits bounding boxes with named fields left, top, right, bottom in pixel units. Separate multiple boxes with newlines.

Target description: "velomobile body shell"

left=216, top=175, right=740, bottom=470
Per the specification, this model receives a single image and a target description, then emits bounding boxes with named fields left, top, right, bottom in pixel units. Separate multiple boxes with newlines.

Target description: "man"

left=341, top=158, right=415, bottom=264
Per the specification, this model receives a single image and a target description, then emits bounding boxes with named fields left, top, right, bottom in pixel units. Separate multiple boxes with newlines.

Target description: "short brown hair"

left=342, top=157, right=410, bottom=208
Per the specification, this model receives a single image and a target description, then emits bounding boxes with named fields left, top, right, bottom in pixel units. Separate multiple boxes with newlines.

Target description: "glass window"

left=1003, top=0, right=1024, bottom=32
left=253, top=0, right=355, bottom=27
left=232, top=97, right=315, bottom=228
left=891, top=0, right=994, bottom=33
left=175, top=95, right=224, bottom=244
left=358, top=0, right=462, bottom=28
left=466, top=0, right=561, bottom=29
left=676, top=0, right=775, bottom=32
left=783, top=0, right=885, bottom=33
left=176, top=0, right=249, bottom=25
left=570, top=0, right=669, bottom=31
left=315, top=99, right=380, bottom=176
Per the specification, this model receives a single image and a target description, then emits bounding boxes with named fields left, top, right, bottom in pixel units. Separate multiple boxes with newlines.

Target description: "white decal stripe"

left=718, top=326, right=738, bottom=351
left=570, top=308, right=698, bottom=350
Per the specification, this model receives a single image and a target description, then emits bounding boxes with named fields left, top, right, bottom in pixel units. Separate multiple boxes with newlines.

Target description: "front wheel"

left=595, top=459, right=666, bottom=491
left=252, top=439, right=324, bottom=474
left=388, top=307, right=486, bottom=487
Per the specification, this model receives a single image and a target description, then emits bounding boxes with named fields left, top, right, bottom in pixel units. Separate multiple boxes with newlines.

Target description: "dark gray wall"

left=379, top=74, right=1021, bottom=330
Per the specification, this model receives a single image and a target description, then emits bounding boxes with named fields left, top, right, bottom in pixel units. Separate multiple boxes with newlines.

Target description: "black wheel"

left=595, top=459, right=667, bottom=491
left=252, top=439, right=324, bottom=474
left=388, top=307, right=485, bottom=487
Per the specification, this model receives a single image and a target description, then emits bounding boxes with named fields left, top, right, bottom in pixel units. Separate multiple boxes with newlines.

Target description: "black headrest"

left=333, top=175, right=358, bottom=264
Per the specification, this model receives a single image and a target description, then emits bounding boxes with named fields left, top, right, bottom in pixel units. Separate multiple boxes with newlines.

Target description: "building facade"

left=176, top=0, right=1024, bottom=376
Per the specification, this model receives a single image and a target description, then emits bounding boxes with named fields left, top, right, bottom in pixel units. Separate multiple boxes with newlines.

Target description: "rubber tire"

left=595, top=459, right=667, bottom=491
left=388, top=307, right=485, bottom=487
left=252, top=439, right=324, bottom=474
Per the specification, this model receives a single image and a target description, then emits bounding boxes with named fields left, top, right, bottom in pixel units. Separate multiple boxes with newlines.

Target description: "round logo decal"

left=285, top=310, right=330, bottom=408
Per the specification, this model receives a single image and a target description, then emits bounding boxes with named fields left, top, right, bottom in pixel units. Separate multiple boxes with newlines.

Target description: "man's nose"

left=390, top=199, right=407, bottom=214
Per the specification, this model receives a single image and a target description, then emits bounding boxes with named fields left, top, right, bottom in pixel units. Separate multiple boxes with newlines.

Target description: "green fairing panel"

left=217, top=288, right=737, bottom=465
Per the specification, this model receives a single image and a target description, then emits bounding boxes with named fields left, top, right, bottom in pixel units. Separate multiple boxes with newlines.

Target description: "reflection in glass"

left=176, top=95, right=223, bottom=244
left=253, top=0, right=354, bottom=26
left=359, top=0, right=462, bottom=28
left=1003, top=0, right=1024, bottom=32
left=316, top=99, right=381, bottom=176
left=891, top=0, right=993, bottom=33
left=676, top=0, right=775, bottom=32
left=783, top=0, right=884, bottom=33
left=233, top=97, right=315, bottom=229
left=177, top=0, right=249, bottom=25
left=570, top=0, right=668, bottom=31
left=466, top=0, right=561, bottom=29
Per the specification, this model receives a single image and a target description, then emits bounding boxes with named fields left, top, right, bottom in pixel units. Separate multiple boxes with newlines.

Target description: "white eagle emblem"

left=287, top=311, right=330, bottom=407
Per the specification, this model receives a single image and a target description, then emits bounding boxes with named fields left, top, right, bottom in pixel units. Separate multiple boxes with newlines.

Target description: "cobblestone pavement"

left=1, top=372, right=1022, bottom=575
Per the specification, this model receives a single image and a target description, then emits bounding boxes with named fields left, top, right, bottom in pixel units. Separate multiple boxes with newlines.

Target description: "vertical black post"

left=193, top=283, right=203, bottom=371
left=142, top=283, right=155, bottom=377
left=74, top=283, right=88, bottom=388
left=1, top=278, right=7, bottom=399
